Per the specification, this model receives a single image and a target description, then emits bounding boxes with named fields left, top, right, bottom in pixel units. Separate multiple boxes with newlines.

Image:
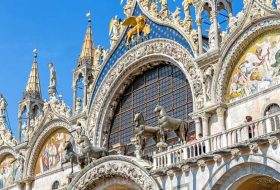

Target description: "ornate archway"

left=214, top=18, right=280, bottom=103
left=87, top=39, right=203, bottom=146
left=24, top=119, right=73, bottom=178
left=68, top=156, right=160, bottom=190
left=202, top=154, right=280, bottom=190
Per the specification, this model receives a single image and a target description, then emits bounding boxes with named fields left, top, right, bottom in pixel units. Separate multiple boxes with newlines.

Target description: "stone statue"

left=134, top=113, right=161, bottom=151
left=109, top=16, right=122, bottom=48
left=171, top=7, right=182, bottom=25
left=123, top=0, right=133, bottom=17
left=48, top=63, right=56, bottom=88
left=228, top=13, right=237, bottom=33
left=159, top=0, right=168, bottom=19
left=0, top=94, right=7, bottom=117
left=101, top=48, right=108, bottom=62
left=77, top=128, right=108, bottom=164
left=277, top=0, right=280, bottom=11
left=154, top=105, right=189, bottom=143
left=94, top=45, right=102, bottom=67
left=204, top=66, right=214, bottom=101
left=182, top=0, right=191, bottom=19
left=61, top=137, right=85, bottom=174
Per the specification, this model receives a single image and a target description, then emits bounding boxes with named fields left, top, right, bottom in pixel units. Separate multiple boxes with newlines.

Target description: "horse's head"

left=64, top=140, right=72, bottom=151
left=134, top=113, right=144, bottom=127
left=154, top=105, right=162, bottom=114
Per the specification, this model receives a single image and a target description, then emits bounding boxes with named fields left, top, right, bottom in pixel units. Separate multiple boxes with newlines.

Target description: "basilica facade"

left=0, top=0, right=280, bottom=189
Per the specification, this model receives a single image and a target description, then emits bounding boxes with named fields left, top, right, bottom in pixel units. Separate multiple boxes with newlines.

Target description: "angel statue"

left=122, top=15, right=151, bottom=45
left=109, top=16, right=122, bottom=48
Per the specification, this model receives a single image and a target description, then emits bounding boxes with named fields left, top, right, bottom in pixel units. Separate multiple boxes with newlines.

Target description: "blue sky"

left=0, top=0, right=243, bottom=138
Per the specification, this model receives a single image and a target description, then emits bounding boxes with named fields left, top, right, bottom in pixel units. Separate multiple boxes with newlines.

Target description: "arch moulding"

left=24, top=119, right=72, bottom=178
left=68, top=155, right=160, bottom=190
left=87, top=39, right=204, bottom=146
left=202, top=154, right=280, bottom=190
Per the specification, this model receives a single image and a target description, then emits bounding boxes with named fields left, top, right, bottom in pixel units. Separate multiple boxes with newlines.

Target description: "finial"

left=86, top=11, right=91, bottom=23
left=33, top=48, right=37, bottom=59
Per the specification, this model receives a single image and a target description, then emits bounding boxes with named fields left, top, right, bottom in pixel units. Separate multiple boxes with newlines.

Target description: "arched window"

left=52, top=181, right=59, bottom=190
left=109, top=64, right=194, bottom=156
left=265, top=104, right=280, bottom=116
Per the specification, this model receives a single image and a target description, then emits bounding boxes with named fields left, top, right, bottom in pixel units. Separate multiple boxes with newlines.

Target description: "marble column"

left=196, top=19, right=203, bottom=55
left=73, top=86, right=77, bottom=113
left=201, top=113, right=211, bottom=137
left=194, top=117, right=202, bottom=139
left=217, top=107, right=227, bottom=148
left=216, top=107, right=226, bottom=131
left=83, top=80, right=88, bottom=110
left=211, top=11, right=220, bottom=48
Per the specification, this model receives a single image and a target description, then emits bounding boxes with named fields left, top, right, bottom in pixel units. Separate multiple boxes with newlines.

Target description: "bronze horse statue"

left=134, top=113, right=161, bottom=150
left=154, top=105, right=188, bottom=143
left=61, top=138, right=85, bottom=174
left=78, top=134, right=108, bottom=164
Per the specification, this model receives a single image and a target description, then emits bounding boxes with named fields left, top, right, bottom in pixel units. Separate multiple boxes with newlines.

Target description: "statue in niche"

left=154, top=105, right=189, bottom=143
left=204, top=66, right=214, bottom=101
left=48, top=63, right=56, bottom=88
left=109, top=16, right=122, bottom=48
left=0, top=94, right=7, bottom=117
left=134, top=113, right=161, bottom=152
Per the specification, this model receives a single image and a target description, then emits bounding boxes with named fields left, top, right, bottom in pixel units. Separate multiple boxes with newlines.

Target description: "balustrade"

left=153, top=112, right=280, bottom=169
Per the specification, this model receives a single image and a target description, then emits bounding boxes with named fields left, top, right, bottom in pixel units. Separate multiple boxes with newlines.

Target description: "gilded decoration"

left=227, top=31, right=280, bottom=102
left=34, top=128, right=70, bottom=175
left=0, top=154, right=19, bottom=189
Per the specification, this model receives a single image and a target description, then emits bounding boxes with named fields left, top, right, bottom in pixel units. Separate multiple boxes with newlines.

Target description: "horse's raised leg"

left=71, top=158, right=74, bottom=174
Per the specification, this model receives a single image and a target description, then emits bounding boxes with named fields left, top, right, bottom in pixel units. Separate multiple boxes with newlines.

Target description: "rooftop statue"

left=48, top=62, right=57, bottom=89
left=0, top=94, right=7, bottom=117
left=122, top=15, right=151, bottom=44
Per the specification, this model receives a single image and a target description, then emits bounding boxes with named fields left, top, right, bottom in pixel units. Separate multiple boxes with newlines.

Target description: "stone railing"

left=153, top=111, right=280, bottom=169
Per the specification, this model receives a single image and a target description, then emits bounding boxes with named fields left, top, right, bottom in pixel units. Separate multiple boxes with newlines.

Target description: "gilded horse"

left=134, top=113, right=161, bottom=150
left=154, top=105, right=188, bottom=143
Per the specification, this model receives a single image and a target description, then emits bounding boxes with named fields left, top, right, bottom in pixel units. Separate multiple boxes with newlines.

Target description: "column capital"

left=200, top=113, right=211, bottom=120
left=216, top=107, right=226, bottom=116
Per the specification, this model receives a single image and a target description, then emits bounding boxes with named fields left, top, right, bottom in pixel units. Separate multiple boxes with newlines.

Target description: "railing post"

left=222, top=132, right=228, bottom=148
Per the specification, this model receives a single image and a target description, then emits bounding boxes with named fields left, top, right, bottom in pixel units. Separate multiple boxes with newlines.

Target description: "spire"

left=78, top=12, right=95, bottom=64
left=24, top=49, right=42, bottom=99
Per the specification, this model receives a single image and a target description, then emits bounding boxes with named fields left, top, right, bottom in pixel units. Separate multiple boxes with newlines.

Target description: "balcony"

left=152, top=111, right=280, bottom=170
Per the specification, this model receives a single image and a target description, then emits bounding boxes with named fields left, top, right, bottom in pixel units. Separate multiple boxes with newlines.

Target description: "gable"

left=90, top=2, right=194, bottom=107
